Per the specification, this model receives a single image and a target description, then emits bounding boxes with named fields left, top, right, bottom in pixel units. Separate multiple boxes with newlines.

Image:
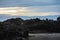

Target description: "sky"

left=0, top=0, right=60, bottom=21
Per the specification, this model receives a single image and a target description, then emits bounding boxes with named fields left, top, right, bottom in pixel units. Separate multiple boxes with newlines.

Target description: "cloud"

left=0, top=7, right=29, bottom=16
left=0, top=0, right=60, bottom=7
left=0, top=7, right=60, bottom=16
left=0, top=0, right=60, bottom=21
left=27, top=5, right=60, bottom=12
left=1, top=6, right=59, bottom=16
left=0, top=5, right=60, bottom=16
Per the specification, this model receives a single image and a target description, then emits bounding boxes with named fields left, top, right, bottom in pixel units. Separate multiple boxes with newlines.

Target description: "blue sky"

left=0, top=0, right=60, bottom=21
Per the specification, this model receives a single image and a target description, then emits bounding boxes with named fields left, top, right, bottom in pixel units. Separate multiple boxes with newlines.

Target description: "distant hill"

left=0, top=16, right=60, bottom=33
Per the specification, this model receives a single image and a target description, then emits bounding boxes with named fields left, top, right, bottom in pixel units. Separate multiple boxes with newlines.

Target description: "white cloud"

left=0, top=7, right=29, bottom=15
left=0, top=7, right=60, bottom=16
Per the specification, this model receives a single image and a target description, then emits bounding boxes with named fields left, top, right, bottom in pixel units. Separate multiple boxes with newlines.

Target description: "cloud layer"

left=0, top=6, right=60, bottom=16
left=0, top=0, right=60, bottom=21
left=0, top=0, right=60, bottom=16
left=0, top=0, right=60, bottom=7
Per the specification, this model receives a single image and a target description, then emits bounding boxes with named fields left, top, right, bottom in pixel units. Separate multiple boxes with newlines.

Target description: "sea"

left=29, top=33, right=60, bottom=40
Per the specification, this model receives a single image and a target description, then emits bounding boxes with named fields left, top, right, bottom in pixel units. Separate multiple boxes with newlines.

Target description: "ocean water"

left=29, top=33, right=60, bottom=40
